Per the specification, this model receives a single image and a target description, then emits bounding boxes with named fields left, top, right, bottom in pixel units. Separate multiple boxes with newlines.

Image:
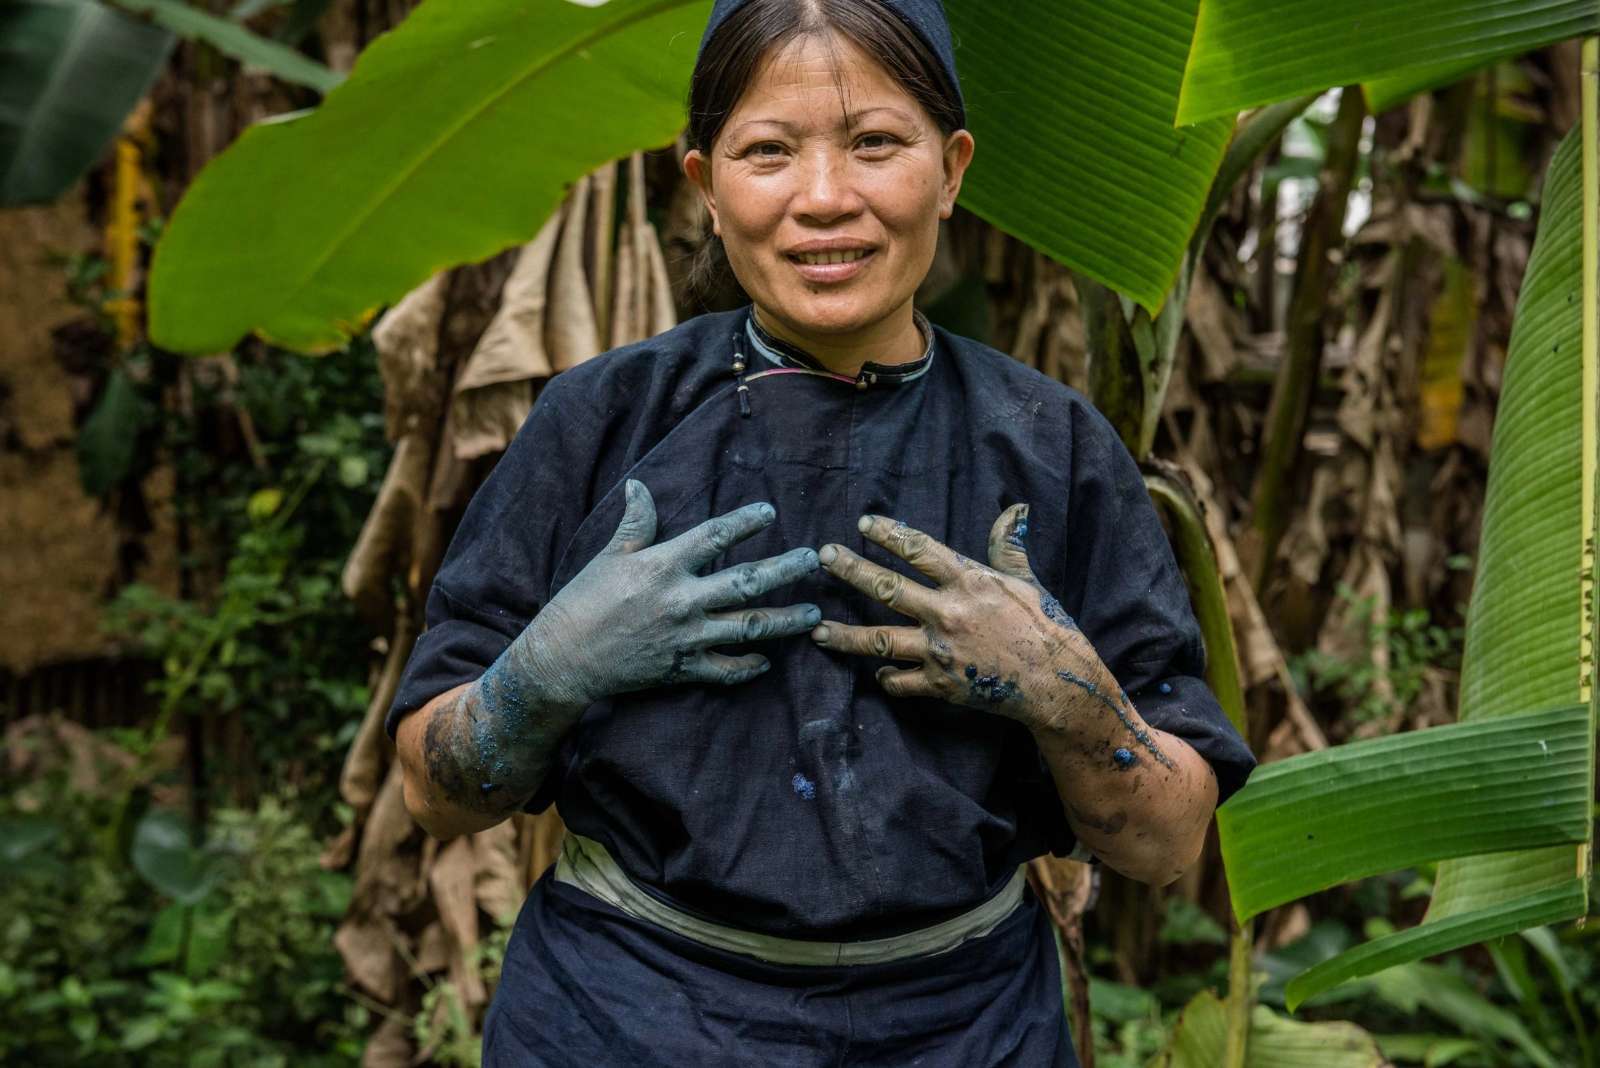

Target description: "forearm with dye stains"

left=1024, top=640, right=1217, bottom=886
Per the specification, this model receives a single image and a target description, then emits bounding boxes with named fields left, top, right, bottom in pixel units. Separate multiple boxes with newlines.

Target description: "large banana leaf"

left=946, top=0, right=1230, bottom=314
left=0, top=0, right=172, bottom=206
left=1217, top=703, right=1590, bottom=920
left=1217, top=126, right=1594, bottom=1011
left=149, top=0, right=714, bottom=353
left=1176, top=0, right=1599, bottom=124
left=149, top=0, right=1234, bottom=353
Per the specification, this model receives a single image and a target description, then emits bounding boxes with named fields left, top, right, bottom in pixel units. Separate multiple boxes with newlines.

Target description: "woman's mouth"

left=787, top=248, right=876, bottom=283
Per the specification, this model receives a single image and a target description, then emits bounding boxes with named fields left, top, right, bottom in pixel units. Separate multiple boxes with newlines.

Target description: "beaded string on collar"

left=729, top=307, right=936, bottom=417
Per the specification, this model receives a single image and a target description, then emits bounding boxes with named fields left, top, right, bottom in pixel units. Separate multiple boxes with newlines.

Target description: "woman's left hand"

left=810, top=504, right=1101, bottom=731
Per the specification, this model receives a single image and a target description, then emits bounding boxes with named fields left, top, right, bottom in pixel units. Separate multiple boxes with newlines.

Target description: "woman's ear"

left=937, top=130, right=975, bottom=219
left=682, top=148, right=721, bottom=236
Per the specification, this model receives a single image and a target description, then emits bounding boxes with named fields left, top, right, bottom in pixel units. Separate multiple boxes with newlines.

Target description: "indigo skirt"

left=483, top=869, right=1077, bottom=1066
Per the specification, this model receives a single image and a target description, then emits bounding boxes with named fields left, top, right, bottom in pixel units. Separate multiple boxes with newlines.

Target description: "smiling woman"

left=385, top=1, right=1254, bottom=1065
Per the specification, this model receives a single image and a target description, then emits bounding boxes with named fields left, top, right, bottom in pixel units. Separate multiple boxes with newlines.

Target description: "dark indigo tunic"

left=386, top=305, right=1254, bottom=1062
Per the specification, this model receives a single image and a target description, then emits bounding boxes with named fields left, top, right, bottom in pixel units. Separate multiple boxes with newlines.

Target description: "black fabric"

left=696, top=0, right=967, bottom=130
left=483, top=867, right=1076, bottom=1067
left=387, top=306, right=1256, bottom=941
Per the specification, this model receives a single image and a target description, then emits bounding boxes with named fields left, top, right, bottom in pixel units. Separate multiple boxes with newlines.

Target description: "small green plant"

left=1291, top=580, right=1464, bottom=727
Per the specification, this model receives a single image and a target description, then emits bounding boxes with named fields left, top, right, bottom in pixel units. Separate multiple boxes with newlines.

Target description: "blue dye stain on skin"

left=792, top=773, right=816, bottom=801
left=1158, top=681, right=1173, bottom=695
left=967, top=671, right=1020, bottom=705
left=1006, top=516, right=1029, bottom=549
left=1113, top=748, right=1136, bottom=770
left=1039, top=591, right=1080, bottom=632
left=1056, top=668, right=1177, bottom=771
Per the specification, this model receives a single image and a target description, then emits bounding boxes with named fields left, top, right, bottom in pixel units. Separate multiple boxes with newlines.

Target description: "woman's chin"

left=766, top=293, right=895, bottom=338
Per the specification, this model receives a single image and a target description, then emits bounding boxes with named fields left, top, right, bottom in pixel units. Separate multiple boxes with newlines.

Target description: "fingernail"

left=758, top=659, right=771, bottom=672
left=760, top=503, right=776, bottom=522
left=857, top=515, right=873, bottom=534
left=803, top=548, right=820, bottom=568
left=805, top=605, right=822, bottom=625
left=819, top=545, right=838, bottom=565
left=812, top=624, right=830, bottom=642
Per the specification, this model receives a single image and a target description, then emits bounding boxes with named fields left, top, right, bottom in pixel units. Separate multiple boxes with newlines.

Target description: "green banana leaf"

left=1176, top=0, right=1600, bottom=124
left=149, top=0, right=1234, bottom=353
left=946, top=0, right=1230, bottom=314
left=1218, top=703, right=1590, bottom=920
left=1216, top=127, right=1594, bottom=1011
left=0, top=0, right=172, bottom=206
left=113, top=0, right=343, bottom=93
left=148, top=0, right=714, bottom=353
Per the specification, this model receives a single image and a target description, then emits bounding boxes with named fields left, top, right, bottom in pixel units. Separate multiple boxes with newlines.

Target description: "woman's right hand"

left=516, top=478, right=822, bottom=707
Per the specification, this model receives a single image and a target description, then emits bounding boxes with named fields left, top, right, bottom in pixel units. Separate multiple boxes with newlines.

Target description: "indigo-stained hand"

left=523, top=477, right=823, bottom=705
left=811, top=505, right=1217, bottom=882
left=810, top=505, right=1130, bottom=738
left=421, top=477, right=821, bottom=814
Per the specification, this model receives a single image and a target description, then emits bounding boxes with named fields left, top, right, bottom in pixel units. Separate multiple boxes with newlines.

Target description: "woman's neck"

left=752, top=302, right=924, bottom=378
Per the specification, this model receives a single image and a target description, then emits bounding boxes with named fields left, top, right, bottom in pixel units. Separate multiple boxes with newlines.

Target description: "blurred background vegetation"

left=2, top=1, right=1597, bottom=1065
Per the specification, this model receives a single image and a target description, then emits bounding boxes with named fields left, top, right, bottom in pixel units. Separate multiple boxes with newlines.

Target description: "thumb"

left=606, top=478, right=658, bottom=553
left=987, top=503, right=1038, bottom=583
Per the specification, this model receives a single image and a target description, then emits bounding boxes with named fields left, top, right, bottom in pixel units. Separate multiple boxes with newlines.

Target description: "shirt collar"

left=743, top=306, right=936, bottom=388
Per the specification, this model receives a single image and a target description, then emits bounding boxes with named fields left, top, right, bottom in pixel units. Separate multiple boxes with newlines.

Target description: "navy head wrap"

left=695, top=0, right=966, bottom=129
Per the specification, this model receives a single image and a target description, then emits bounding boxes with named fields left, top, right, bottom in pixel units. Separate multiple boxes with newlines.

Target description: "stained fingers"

left=855, top=514, right=980, bottom=586
left=668, top=502, right=780, bottom=572
left=695, top=547, right=820, bottom=610
left=808, top=621, right=929, bottom=663
left=701, top=603, right=823, bottom=646
left=815, top=542, right=943, bottom=622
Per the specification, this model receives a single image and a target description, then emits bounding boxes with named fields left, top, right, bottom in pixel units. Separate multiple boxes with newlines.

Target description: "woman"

left=389, top=0, right=1256, bottom=1063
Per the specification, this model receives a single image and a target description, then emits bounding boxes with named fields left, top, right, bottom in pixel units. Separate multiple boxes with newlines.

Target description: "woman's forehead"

left=729, top=31, right=922, bottom=129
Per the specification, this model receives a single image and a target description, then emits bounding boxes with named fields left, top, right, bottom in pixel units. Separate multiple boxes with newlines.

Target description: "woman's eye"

left=857, top=133, right=897, bottom=151
left=749, top=142, right=785, bottom=159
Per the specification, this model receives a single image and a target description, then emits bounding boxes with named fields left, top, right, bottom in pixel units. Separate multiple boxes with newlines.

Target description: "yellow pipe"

left=105, top=101, right=149, bottom=349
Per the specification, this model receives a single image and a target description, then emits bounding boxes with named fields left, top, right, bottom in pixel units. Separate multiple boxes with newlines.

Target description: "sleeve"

left=1060, top=402, right=1257, bottom=807
left=384, top=375, right=597, bottom=812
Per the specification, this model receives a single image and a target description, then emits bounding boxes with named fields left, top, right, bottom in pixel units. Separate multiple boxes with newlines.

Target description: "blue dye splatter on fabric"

left=792, top=773, right=816, bottom=801
left=1158, top=681, right=1173, bottom=694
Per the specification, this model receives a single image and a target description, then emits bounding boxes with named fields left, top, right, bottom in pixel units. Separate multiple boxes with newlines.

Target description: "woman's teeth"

left=794, top=249, right=869, bottom=265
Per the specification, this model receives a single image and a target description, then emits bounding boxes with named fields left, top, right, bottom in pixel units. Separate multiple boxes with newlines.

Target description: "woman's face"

left=684, top=30, right=974, bottom=344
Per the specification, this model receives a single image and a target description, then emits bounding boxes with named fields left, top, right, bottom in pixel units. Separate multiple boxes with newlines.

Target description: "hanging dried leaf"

left=339, top=615, right=417, bottom=817
left=372, top=271, right=450, bottom=442
left=548, top=174, right=602, bottom=370
left=429, top=835, right=486, bottom=1007
left=449, top=209, right=563, bottom=461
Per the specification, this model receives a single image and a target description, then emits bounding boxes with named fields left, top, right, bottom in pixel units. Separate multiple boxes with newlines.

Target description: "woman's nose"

left=792, top=147, right=865, bottom=223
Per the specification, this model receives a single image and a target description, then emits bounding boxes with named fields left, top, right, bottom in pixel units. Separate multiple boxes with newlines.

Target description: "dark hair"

left=688, top=0, right=964, bottom=152
left=682, top=0, right=965, bottom=307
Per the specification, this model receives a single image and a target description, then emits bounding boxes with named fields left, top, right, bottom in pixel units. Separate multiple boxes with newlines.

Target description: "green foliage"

left=0, top=0, right=172, bottom=206
left=1292, top=582, right=1464, bottom=727
left=0, top=762, right=362, bottom=1066
left=1177, top=0, right=1600, bottom=123
left=103, top=338, right=387, bottom=804
left=148, top=0, right=714, bottom=352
